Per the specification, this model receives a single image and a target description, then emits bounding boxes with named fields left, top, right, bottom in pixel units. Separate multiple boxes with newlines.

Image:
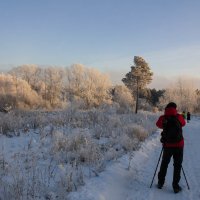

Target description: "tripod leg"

left=181, top=166, right=190, bottom=190
left=150, top=147, right=163, bottom=188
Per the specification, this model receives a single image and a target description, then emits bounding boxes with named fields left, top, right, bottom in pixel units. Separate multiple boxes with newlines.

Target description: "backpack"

left=160, top=115, right=183, bottom=143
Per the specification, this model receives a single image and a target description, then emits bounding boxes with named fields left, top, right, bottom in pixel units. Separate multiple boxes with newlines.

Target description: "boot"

left=157, top=181, right=163, bottom=189
left=173, top=185, right=182, bottom=193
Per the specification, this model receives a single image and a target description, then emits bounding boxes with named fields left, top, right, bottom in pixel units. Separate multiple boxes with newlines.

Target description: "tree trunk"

left=135, top=77, right=139, bottom=114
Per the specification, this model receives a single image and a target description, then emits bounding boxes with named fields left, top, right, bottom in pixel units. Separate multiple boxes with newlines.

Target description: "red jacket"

left=156, top=107, right=186, bottom=148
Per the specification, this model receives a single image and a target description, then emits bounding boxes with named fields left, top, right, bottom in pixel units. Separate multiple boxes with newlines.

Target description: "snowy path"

left=68, top=117, right=200, bottom=200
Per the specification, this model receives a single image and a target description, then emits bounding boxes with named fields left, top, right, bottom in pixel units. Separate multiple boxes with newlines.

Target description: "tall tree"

left=122, top=56, right=153, bottom=113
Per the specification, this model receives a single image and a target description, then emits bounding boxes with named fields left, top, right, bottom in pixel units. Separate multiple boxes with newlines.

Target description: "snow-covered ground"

left=1, top=111, right=199, bottom=200
left=68, top=116, right=200, bottom=200
left=0, top=109, right=158, bottom=200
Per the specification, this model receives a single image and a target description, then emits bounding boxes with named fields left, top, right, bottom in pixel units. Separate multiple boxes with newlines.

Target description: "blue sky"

left=1, top=0, right=200, bottom=88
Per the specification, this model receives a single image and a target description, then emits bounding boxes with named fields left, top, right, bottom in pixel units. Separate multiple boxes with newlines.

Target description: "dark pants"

left=158, top=147, right=183, bottom=187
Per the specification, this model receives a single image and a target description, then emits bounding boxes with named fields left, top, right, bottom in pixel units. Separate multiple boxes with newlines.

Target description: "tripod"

left=150, top=147, right=190, bottom=190
left=150, top=147, right=163, bottom=188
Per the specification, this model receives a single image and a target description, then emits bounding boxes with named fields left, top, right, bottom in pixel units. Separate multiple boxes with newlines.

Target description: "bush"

left=112, top=85, right=134, bottom=113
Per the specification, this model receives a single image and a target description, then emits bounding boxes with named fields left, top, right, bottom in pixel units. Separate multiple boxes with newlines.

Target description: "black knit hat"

left=166, top=102, right=177, bottom=109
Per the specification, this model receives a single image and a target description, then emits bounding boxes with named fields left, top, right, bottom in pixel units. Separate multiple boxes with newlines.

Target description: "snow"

left=0, top=110, right=158, bottom=199
left=68, top=117, right=200, bottom=200
left=1, top=113, right=200, bottom=199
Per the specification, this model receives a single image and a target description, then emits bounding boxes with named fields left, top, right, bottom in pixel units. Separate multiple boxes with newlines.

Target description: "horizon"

left=1, top=64, right=200, bottom=90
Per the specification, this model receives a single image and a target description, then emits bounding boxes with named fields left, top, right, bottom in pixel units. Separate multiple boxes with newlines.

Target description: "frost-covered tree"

left=111, top=85, right=134, bottom=112
left=42, top=67, right=65, bottom=107
left=9, top=65, right=42, bottom=90
left=7, top=64, right=112, bottom=109
left=65, top=64, right=86, bottom=100
left=9, top=65, right=65, bottom=107
left=195, top=89, right=200, bottom=112
left=0, top=74, right=43, bottom=108
left=159, top=78, right=197, bottom=112
left=122, top=56, right=153, bottom=113
left=65, top=64, right=112, bottom=108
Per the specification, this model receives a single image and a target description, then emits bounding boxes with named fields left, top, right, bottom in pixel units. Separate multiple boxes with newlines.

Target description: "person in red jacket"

left=156, top=102, right=186, bottom=193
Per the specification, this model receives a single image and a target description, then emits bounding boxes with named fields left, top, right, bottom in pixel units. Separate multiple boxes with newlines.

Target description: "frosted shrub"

left=130, top=124, right=148, bottom=142
left=51, top=130, right=103, bottom=172
left=70, top=98, right=86, bottom=110
left=44, top=192, right=57, bottom=200
left=67, top=132, right=103, bottom=169
left=0, top=148, right=8, bottom=176
left=0, top=181, right=13, bottom=200
left=0, top=104, right=159, bottom=199
left=92, top=112, right=122, bottom=139
left=137, top=111, right=158, bottom=134
left=119, top=134, right=139, bottom=152
left=67, top=132, right=88, bottom=152
left=107, top=115, right=121, bottom=128
left=8, top=172, right=25, bottom=200
left=104, top=147, right=121, bottom=161
left=0, top=114, right=18, bottom=135
left=56, top=163, right=84, bottom=197
left=51, top=130, right=69, bottom=161
left=52, top=132, right=67, bottom=152
left=0, top=111, right=46, bottom=136
left=99, top=102, right=119, bottom=115
left=112, top=85, right=134, bottom=113
left=31, top=112, right=47, bottom=129
left=119, top=124, right=148, bottom=152
left=137, top=98, right=151, bottom=111
left=1, top=156, right=38, bottom=200
left=0, top=120, right=11, bottom=135
left=79, top=141, right=104, bottom=172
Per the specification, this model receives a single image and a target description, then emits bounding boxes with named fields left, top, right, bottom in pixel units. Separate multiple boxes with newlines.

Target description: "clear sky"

left=1, top=0, right=200, bottom=88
